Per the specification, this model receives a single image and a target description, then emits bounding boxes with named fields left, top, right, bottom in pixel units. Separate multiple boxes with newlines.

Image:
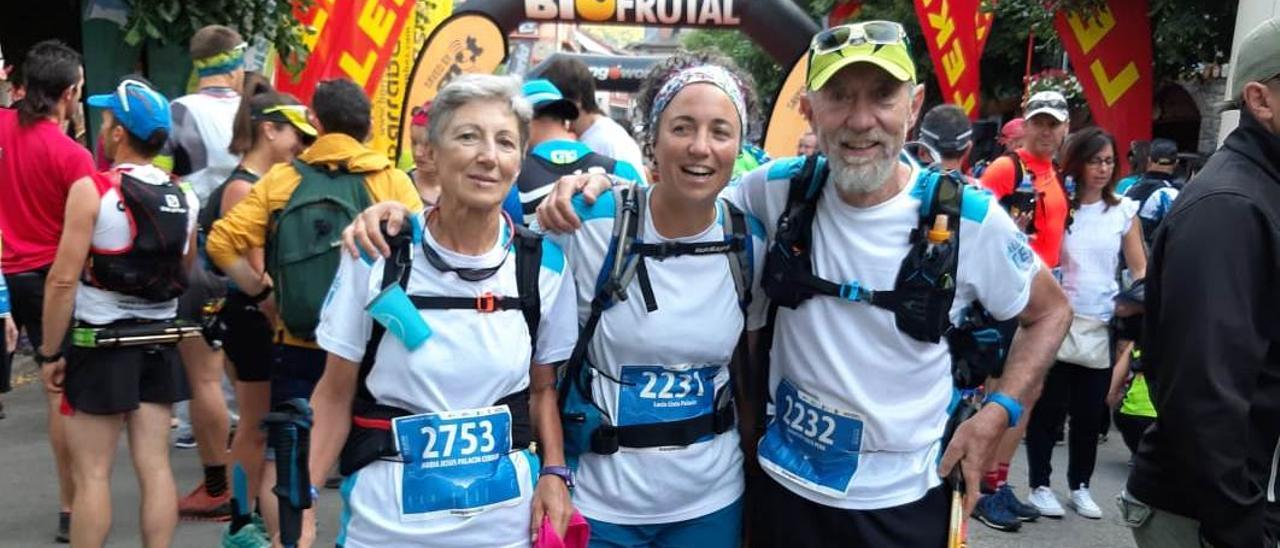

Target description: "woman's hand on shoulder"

left=535, top=173, right=616, bottom=233
left=341, top=202, right=414, bottom=260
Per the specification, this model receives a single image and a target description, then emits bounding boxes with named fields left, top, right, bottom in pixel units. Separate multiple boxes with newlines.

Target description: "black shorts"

left=270, top=344, right=326, bottom=407
left=1, top=315, right=11, bottom=394
left=177, top=264, right=227, bottom=324
left=65, top=324, right=188, bottom=415
left=220, top=290, right=275, bottom=382
left=6, top=269, right=52, bottom=351
left=749, top=474, right=949, bottom=548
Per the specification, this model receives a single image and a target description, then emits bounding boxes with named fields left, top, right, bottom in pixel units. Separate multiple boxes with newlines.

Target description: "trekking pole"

left=943, top=391, right=979, bottom=548
left=71, top=322, right=204, bottom=348
left=264, top=398, right=314, bottom=548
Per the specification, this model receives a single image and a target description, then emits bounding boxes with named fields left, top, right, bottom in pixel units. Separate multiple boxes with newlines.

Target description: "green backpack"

left=266, top=160, right=372, bottom=340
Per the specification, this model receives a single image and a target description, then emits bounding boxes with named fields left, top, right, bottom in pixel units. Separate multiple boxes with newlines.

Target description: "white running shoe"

left=1028, top=486, right=1066, bottom=518
left=1069, top=484, right=1103, bottom=519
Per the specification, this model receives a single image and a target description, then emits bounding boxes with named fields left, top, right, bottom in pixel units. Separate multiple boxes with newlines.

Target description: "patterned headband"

left=193, top=43, right=247, bottom=77
left=648, top=65, right=748, bottom=142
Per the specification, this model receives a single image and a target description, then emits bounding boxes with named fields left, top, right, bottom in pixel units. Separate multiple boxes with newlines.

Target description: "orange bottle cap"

left=928, top=215, right=951, bottom=244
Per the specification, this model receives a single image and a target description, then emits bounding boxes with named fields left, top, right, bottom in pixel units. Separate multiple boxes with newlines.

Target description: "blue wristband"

left=985, top=392, right=1022, bottom=427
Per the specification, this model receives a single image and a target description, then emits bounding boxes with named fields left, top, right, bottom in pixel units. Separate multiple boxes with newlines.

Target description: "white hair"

left=427, top=74, right=533, bottom=148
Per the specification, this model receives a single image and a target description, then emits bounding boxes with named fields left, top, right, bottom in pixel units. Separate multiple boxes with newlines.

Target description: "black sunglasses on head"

left=420, top=210, right=517, bottom=282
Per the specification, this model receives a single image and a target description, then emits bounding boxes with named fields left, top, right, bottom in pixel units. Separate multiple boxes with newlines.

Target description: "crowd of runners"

left=1, top=14, right=1278, bottom=548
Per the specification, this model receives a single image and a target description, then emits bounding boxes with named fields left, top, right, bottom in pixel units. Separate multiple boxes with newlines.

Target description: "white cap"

left=1024, top=91, right=1069, bottom=123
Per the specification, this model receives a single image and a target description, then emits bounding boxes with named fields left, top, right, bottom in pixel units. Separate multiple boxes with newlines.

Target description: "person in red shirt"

left=0, top=40, right=95, bottom=543
left=974, top=90, right=1071, bottom=532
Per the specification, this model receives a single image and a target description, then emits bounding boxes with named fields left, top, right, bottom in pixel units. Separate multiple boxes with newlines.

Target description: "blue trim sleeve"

left=571, top=189, right=618, bottom=222
left=613, top=160, right=643, bottom=185
left=766, top=156, right=807, bottom=181
left=960, top=185, right=992, bottom=223
left=540, top=237, right=566, bottom=274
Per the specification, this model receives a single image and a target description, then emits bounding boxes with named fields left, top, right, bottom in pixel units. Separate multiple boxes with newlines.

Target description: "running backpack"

left=558, top=183, right=753, bottom=462
left=1124, top=175, right=1177, bottom=248
left=339, top=220, right=543, bottom=475
left=266, top=160, right=372, bottom=340
left=86, top=170, right=192, bottom=302
left=996, top=151, right=1076, bottom=235
left=760, top=154, right=1011, bottom=388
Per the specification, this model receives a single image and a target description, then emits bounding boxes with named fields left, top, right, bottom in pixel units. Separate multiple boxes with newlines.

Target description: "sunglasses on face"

left=810, top=21, right=907, bottom=55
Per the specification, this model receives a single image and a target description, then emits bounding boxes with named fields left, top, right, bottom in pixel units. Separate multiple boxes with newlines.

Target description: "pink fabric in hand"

left=535, top=511, right=590, bottom=548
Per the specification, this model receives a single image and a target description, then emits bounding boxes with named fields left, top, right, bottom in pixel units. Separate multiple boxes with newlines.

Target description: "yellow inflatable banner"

left=396, top=13, right=509, bottom=160
left=763, top=55, right=811, bottom=160
left=371, top=0, right=454, bottom=164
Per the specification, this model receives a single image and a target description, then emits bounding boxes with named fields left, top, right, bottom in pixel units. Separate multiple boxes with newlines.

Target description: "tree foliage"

left=683, top=0, right=1238, bottom=110
left=990, top=0, right=1237, bottom=80
left=122, top=0, right=314, bottom=74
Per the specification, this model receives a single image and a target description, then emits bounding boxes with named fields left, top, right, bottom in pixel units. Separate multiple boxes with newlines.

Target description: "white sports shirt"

left=316, top=211, right=577, bottom=548
left=547, top=187, right=768, bottom=524
left=727, top=156, right=1039, bottom=510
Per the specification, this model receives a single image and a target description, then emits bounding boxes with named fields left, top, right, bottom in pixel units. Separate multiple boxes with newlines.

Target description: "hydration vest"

left=85, top=170, right=191, bottom=302
left=760, top=154, right=1010, bottom=388
left=997, top=151, right=1076, bottom=236
left=558, top=184, right=753, bottom=461
left=197, top=165, right=260, bottom=275
left=1125, top=172, right=1177, bottom=248
left=339, top=222, right=544, bottom=476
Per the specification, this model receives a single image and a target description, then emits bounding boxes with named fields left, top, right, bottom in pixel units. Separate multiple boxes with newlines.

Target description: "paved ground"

left=0, top=354, right=1136, bottom=547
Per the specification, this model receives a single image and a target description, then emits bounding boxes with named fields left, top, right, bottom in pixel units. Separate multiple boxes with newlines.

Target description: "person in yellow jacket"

left=205, top=78, right=421, bottom=545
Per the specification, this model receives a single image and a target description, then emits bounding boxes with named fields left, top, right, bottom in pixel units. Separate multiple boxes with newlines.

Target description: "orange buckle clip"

left=476, top=292, right=498, bottom=313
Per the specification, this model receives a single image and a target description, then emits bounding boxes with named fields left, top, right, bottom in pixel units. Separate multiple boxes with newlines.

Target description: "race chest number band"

left=391, top=405, right=522, bottom=520
left=617, top=364, right=719, bottom=428
left=758, top=379, right=865, bottom=498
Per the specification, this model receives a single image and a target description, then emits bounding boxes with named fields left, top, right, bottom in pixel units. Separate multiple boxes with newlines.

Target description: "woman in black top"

left=193, top=75, right=317, bottom=545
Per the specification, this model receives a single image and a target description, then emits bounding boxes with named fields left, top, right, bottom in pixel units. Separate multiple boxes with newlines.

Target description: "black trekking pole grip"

left=265, top=399, right=314, bottom=548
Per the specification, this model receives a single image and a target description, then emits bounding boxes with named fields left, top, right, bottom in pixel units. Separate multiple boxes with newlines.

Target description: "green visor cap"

left=806, top=22, right=917, bottom=90
left=255, top=104, right=318, bottom=138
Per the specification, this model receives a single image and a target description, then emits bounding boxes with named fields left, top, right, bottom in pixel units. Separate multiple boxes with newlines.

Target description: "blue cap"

left=87, top=80, right=171, bottom=140
left=522, top=79, right=579, bottom=120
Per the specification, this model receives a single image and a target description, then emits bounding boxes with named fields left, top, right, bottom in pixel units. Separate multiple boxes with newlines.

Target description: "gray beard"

left=830, top=154, right=897, bottom=195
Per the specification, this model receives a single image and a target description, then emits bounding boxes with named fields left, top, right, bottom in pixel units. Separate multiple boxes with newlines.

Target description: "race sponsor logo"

left=524, top=0, right=742, bottom=26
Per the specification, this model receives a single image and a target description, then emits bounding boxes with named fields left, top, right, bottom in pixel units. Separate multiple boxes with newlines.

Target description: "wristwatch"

left=249, top=284, right=273, bottom=304
left=984, top=392, right=1023, bottom=428
left=539, top=465, right=575, bottom=490
left=34, top=349, right=63, bottom=365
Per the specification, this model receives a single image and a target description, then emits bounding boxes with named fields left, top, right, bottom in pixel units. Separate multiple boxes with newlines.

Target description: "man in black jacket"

left=1120, top=17, right=1280, bottom=548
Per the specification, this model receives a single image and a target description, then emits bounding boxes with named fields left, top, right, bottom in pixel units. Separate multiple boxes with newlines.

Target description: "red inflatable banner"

left=975, top=9, right=994, bottom=55
left=914, top=0, right=983, bottom=119
left=1054, top=0, right=1153, bottom=161
left=275, top=0, right=416, bottom=102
